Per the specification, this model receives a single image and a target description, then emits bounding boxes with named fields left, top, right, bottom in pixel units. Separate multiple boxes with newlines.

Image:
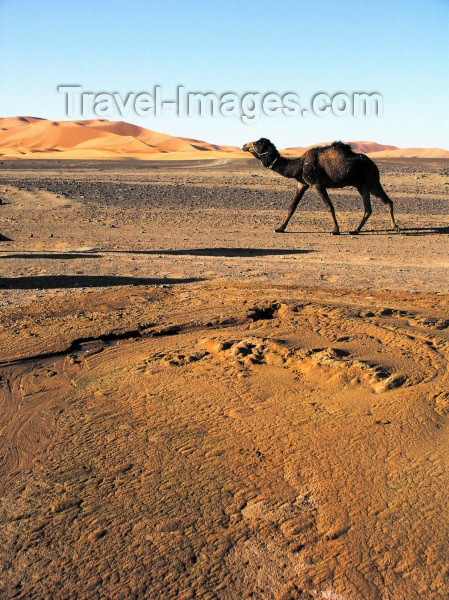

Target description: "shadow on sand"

left=395, top=226, right=449, bottom=236
left=0, top=253, right=102, bottom=259
left=101, top=247, right=315, bottom=257
left=353, top=226, right=449, bottom=236
left=283, top=226, right=449, bottom=236
left=0, top=275, right=205, bottom=290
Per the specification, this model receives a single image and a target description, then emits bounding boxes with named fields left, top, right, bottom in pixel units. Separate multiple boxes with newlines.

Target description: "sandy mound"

left=74, top=134, right=159, bottom=154
left=280, top=146, right=309, bottom=157
left=0, top=116, right=46, bottom=129
left=282, top=141, right=399, bottom=156
left=0, top=117, right=246, bottom=159
left=348, top=141, right=399, bottom=153
left=84, top=120, right=201, bottom=151
left=0, top=119, right=111, bottom=150
left=282, top=141, right=449, bottom=158
left=368, top=147, right=449, bottom=158
left=2, top=117, right=447, bottom=160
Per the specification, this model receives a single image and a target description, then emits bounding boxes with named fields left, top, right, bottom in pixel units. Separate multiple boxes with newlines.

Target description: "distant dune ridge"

left=282, top=141, right=449, bottom=159
left=0, top=116, right=448, bottom=159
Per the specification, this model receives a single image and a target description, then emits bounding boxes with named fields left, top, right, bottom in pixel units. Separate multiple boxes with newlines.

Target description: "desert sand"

left=1, top=117, right=449, bottom=160
left=0, top=117, right=247, bottom=161
left=1, top=156, right=449, bottom=599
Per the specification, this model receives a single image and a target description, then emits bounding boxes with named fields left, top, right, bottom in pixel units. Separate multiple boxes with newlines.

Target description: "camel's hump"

left=330, top=141, right=354, bottom=154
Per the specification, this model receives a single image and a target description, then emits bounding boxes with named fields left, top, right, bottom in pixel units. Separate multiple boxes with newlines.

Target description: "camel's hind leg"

left=371, top=183, right=400, bottom=232
left=316, top=185, right=340, bottom=235
left=350, top=185, right=372, bottom=235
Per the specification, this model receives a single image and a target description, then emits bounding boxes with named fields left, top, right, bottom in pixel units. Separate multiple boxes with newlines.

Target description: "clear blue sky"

left=0, top=0, right=448, bottom=148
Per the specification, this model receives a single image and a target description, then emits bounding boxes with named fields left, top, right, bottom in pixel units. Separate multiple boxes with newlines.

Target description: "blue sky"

left=0, top=0, right=448, bottom=148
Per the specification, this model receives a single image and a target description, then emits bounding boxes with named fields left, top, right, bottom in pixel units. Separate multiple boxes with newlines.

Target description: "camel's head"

left=242, top=138, right=276, bottom=158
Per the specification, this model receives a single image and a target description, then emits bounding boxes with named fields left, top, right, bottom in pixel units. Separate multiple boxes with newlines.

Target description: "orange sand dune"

left=283, top=141, right=399, bottom=156
left=282, top=140, right=449, bottom=159
left=368, top=147, right=449, bottom=159
left=0, top=119, right=111, bottom=150
left=0, top=117, right=246, bottom=158
left=281, top=146, right=309, bottom=157
left=0, top=116, right=46, bottom=129
left=68, top=120, right=228, bottom=152
left=73, top=134, right=159, bottom=154
left=0, top=117, right=448, bottom=159
left=348, top=141, right=399, bottom=153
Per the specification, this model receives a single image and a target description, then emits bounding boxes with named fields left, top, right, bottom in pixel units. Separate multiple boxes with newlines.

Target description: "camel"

left=242, top=138, right=399, bottom=235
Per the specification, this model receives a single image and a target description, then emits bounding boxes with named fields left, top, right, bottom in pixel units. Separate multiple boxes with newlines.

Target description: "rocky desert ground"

left=1, top=157, right=449, bottom=599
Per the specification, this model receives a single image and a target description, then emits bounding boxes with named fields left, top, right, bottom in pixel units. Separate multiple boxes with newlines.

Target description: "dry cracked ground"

left=0, top=158, right=449, bottom=599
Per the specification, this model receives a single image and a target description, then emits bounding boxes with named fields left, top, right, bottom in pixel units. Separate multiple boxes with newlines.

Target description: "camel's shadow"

left=361, top=226, right=449, bottom=236
left=0, top=248, right=315, bottom=260
left=394, top=226, right=449, bottom=236
left=91, top=248, right=316, bottom=257
left=0, top=252, right=102, bottom=259
left=284, top=226, right=449, bottom=236
left=0, top=275, right=205, bottom=290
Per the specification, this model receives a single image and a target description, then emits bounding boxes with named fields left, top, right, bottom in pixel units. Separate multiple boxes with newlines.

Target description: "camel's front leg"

left=275, top=183, right=309, bottom=233
left=316, top=185, right=340, bottom=235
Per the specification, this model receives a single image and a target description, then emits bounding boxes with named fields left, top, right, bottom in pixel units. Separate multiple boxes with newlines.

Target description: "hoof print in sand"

left=198, top=336, right=290, bottom=369
left=158, top=349, right=209, bottom=367
left=197, top=336, right=407, bottom=392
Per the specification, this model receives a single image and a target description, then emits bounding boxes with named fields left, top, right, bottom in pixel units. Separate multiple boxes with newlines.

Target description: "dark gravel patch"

left=2, top=176, right=448, bottom=216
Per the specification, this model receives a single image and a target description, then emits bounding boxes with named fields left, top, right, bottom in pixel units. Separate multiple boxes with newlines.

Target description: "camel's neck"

left=260, top=151, right=303, bottom=179
left=258, top=148, right=280, bottom=169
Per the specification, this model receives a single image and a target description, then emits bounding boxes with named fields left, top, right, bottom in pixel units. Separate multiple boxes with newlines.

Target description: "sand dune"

left=283, top=141, right=399, bottom=156
left=368, top=146, right=449, bottom=159
left=0, top=117, right=246, bottom=159
left=0, top=117, right=448, bottom=159
left=280, top=140, right=449, bottom=159
left=347, top=141, right=399, bottom=154
left=74, top=134, right=159, bottom=154
left=83, top=120, right=196, bottom=151
left=0, top=116, right=45, bottom=129
left=280, top=146, right=309, bottom=157
left=0, top=118, right=111, bottom=150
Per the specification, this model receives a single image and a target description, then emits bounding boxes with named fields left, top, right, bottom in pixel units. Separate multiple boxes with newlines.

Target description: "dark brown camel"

left=242, top=138, right=399, bottom=235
